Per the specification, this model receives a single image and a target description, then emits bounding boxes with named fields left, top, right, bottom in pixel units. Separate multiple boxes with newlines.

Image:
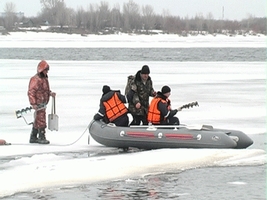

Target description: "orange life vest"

left=147, top=97, right=168, bottom=124
left=103, top=92, right=128, bottom=122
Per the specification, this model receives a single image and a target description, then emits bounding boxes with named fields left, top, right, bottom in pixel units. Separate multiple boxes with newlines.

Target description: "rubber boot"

left=29, top=127, right=39, bottom=143
left=38, top=128, right=50, bottom=144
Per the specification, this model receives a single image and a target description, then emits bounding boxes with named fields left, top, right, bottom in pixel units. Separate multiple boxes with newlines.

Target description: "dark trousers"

left=167, top=117, right=180, bottom=125
left=113, top=114, right=129, bottom=127
left=130, top=115, right=148, bottom=125
left=159, top=117, right=180, bottom=125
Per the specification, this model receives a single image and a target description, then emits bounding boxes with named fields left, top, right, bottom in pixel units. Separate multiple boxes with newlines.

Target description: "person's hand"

left=177, top=107, right=182, bottom=111
left=50, top=92, right=56, bottom=97
left=135, top=102, right=141, bottom=109
left=152, top=91, right=157, bottom=96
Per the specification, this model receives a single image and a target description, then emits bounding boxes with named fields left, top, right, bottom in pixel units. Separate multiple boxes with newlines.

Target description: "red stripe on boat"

left=127, top=132, right=155, bottom=138
left=165, top=133, right=193, bottom=140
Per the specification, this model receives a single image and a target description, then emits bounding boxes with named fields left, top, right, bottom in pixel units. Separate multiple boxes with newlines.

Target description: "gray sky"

left=0, top=0, right=266, bottom=20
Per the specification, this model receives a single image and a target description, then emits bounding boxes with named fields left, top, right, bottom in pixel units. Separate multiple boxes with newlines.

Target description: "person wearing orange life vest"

left=94, top=85, right=133, bottom=127
left=147, top=86, right=182, bottom=125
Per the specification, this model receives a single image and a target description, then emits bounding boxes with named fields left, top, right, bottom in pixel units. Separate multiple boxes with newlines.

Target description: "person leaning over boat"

left=127, top=65, right=156, bottom=125
left=28, top=60, right=56, bottom=144
left=94, top=85, right=133, bottom=127
left=147, top=85, right=181, bottom=125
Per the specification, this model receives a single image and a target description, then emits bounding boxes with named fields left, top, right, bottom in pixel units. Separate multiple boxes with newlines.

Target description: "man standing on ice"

left=28, top=60, right=56, bottom=144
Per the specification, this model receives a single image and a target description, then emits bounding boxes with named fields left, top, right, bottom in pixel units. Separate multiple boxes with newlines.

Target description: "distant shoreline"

left=1, top=29, right=265, bottom=38
left=0, top=31, right=266, bottom=48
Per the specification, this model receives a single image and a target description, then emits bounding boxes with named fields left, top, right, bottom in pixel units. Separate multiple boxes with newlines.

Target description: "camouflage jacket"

left=28, top=73, right=51, bottom=106
left=128, top=70, right=155, bottom=116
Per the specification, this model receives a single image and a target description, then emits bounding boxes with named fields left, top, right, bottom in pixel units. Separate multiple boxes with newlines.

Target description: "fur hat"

left=102, top=85, right=111, bottom=95
left=141, top=65, right=150, bottom=74
left=161, top=85, right=171, bottom=94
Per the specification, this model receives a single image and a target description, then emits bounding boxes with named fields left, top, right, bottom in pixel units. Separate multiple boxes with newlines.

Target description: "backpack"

left=124, top=75, right=135, bottom=95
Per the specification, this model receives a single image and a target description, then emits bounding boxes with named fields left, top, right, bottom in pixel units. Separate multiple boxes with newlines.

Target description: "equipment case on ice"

left=48, top=96, right=58, bottom=131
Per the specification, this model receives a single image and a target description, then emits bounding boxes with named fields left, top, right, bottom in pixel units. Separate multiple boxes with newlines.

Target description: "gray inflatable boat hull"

left=88, top=120, right=253, bottom=149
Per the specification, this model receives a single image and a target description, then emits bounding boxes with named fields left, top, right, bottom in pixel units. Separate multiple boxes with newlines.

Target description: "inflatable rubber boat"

left=88, top=120, right=253, bottom=150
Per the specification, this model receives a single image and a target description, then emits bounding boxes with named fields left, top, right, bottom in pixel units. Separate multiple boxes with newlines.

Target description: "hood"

left=37, top=60, right=49, bottom=73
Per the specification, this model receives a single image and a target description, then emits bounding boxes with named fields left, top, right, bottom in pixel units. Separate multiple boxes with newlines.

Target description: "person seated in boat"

left=147, top=85, right=182, bottom=125
left=94, top=85, right=133, bottom=127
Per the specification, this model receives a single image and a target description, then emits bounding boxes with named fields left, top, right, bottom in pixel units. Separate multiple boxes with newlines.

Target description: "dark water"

left=0, top=48, right=265, bottom=61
